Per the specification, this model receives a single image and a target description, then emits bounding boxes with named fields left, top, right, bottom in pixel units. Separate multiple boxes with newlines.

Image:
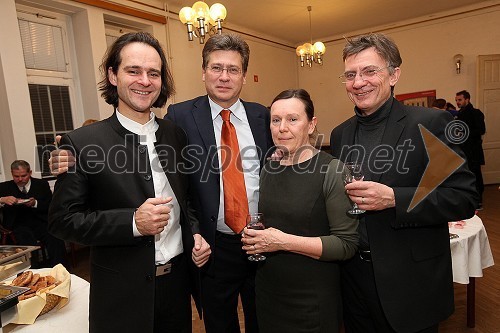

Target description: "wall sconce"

left=454, top=54, right=464, bottom=74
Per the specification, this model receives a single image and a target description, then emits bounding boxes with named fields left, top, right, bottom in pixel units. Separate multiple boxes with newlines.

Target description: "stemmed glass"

left=343, top=162, right=366, bottom=215
left=246, top=213, right=266, bottom=261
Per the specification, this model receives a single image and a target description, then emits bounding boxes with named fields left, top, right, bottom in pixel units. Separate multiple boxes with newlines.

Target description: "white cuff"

left=132, top=210, right=141, bottom=237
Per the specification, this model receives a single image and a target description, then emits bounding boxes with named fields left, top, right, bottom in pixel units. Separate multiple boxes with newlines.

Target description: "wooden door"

left=477, top=54, right=500, bottom=184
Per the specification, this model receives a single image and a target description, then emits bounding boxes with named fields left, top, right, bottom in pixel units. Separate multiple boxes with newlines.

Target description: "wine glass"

left=343, top=162, right=366, bottom=215
left=246, top=213, right=266, bottom=261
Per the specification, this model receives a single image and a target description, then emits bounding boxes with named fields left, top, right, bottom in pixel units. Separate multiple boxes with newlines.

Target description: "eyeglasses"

left=208, top=65, right=242, bottom=76
left=339, top=66, right=392, bottom=83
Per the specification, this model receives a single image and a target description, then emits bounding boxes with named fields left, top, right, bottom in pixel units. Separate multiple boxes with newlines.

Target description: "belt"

left=156, top=262, right=172, bottom=276
left=215, top=231, right=242, bottom=245
left=358, top=249, right=372, bottom=262
left=216, top=230, right=241, bottom=239
left=155, top=253, right=183, bottom=277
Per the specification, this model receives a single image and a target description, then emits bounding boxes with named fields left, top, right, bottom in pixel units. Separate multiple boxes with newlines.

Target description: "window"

left=28, top=84, right=74, bottom=177
left=17, top=8, right=77, bottom=178
left=105, top=22, right=138, bottom=48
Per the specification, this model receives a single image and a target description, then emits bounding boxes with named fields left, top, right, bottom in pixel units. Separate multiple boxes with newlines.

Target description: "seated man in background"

left=0, top=160, right=66, bottom=267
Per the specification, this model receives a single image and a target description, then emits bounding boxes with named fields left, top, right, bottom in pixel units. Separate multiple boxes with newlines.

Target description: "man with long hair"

left=49, top=32, right=210, bottom=333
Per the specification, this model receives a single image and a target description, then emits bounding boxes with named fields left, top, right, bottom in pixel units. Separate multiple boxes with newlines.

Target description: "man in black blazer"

left=48, top=32, right=210, bottom=333
left=0, top=160, right=66, bottom=267
left=166, top=34, right=273, bottom=333
left=331, top=34, right=478, bottom=333
left=455, top=90, right=486, bottom=210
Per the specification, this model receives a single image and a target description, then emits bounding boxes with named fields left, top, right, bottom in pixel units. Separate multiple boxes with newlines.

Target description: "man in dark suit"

left=331, top=33, right=478, bottom=333
left=0, top=160, right=66, bottom=267
left=48, top=32, right=210, bottom=333
left=166, top=33, right=273, bottom=333
left=455, top=90, right=486, bottom=210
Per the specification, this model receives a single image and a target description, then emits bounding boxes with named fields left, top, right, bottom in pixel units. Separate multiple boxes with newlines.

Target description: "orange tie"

left=220, top=109, right=249, bottom=233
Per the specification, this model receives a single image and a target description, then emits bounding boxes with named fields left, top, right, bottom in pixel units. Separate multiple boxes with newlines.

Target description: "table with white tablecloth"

left=449, top=214, right=494, bottom=328
left=2, top=273, right=89, bottom=333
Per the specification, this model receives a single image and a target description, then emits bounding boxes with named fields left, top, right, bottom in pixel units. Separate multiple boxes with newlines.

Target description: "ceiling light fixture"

left=296, top=6, right=326, bottom=68
left=179, top=1, right=227, bottom=44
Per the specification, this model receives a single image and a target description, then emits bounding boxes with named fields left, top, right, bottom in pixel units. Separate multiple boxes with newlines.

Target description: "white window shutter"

left=18, top=19, right=67, bottom=72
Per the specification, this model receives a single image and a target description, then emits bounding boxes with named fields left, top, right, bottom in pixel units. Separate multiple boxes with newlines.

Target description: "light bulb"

left=296, top=45, right=306, bottom=56
left=179, top=7, right=195, bottom=24
left=192, top=1, right=210, bottom=20
left=210, top=3, right=227, bottom=21
left=313, top=41, right=326, bottom=55
left=303, top=43, right=313, bottom=55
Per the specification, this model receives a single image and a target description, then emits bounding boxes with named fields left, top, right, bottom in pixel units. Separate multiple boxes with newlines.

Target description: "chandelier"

left=295, top=6, right=326, bottom=67
left=179, top=1, right=227, bottom=44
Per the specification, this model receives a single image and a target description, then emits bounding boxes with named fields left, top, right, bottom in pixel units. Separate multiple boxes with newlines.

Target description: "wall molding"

left=73, top=0, right=166, bottom=24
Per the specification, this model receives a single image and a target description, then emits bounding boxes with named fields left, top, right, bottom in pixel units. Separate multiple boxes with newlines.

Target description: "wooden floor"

left=70, top=185, right=500, bottom=333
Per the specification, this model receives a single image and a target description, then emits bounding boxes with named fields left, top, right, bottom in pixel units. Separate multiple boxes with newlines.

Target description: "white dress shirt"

left=116, top=110, right=182, bottom=264
left=209, top=97, right=260, bottom=234
left=18, top=179, right=38, bottom=208
left=19, top=179, right=31, bottom=193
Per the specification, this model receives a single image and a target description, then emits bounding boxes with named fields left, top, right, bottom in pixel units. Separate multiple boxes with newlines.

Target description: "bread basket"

left=39, top=293, right=61, bottom=316
left=7, top=264, right=71, bottom=324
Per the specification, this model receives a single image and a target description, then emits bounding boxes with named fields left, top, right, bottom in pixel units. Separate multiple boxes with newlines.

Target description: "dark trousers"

left=468, top=161, right=484, bottom=204
left=154, top=253, right=192, bottom=333
left=14, top=223, right=67, bottom=267
left=342, top=254, right=438, bottom=333
left=201, top=231, right=259, bottom=333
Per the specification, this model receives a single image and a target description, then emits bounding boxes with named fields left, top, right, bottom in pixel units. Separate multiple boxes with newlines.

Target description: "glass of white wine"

left=343, top=162, right=366, bottom=215
left=246, top=213, right=266, bottom=261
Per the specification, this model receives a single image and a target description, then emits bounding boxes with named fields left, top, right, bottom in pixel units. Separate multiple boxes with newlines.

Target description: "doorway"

left=477, top=54, right=500, bottom=184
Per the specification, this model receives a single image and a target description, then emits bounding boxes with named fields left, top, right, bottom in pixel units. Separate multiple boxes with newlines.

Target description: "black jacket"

left=49, top=112, right=200, bottom=333
left=165, top=95, right=274, bottom=247
left=331, top=98, right=478, bottom=333
left=456, top=103, right=486, bottom=164
left=0, top=177, right=52, bottom=229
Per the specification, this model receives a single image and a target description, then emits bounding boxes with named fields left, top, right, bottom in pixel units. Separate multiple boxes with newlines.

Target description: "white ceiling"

left=150, top=0, right=498, bottom=47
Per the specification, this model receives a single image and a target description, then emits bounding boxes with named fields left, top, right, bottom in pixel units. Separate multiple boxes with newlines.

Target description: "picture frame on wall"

left=395, top=90, right=436, bottom=107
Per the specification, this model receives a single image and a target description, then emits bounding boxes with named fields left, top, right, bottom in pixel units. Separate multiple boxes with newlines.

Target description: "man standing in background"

left=166, top=33, right=273, bottom=333
left=456, top=90, right=486, bottom=210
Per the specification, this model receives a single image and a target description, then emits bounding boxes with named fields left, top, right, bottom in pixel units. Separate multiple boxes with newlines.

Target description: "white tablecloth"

left=3, top=273, right=89, bottom=333
left=450, top=215, right=494, bottom=284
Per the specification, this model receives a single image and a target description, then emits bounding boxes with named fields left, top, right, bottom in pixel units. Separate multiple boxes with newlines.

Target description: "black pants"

left=13, top=223, right=67, bottom=267
left=468, top=161, right=484, bottom=204
left=342, top=254, right=438, bottom=333
left=201, top=231, right=259, bottom=333
left=154, top=253, right=192, bottom=333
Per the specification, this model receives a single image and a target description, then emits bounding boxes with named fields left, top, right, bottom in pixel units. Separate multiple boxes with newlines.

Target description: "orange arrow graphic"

left=408, top=125, right=465, bottom=212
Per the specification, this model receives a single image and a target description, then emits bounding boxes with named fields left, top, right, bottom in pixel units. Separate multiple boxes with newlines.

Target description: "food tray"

left=0, top=246, right=40, bottom=282
left=0, top=284, right=30, bottom=312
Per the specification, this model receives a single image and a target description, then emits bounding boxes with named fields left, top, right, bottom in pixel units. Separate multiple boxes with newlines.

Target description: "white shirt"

left=19, top=179, right=31, bottom=193
left=209, top=98, right=260, bottom=234
left=18, top=179, right=38, bottom=208
left=116, top=110, right=183, bottom=264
